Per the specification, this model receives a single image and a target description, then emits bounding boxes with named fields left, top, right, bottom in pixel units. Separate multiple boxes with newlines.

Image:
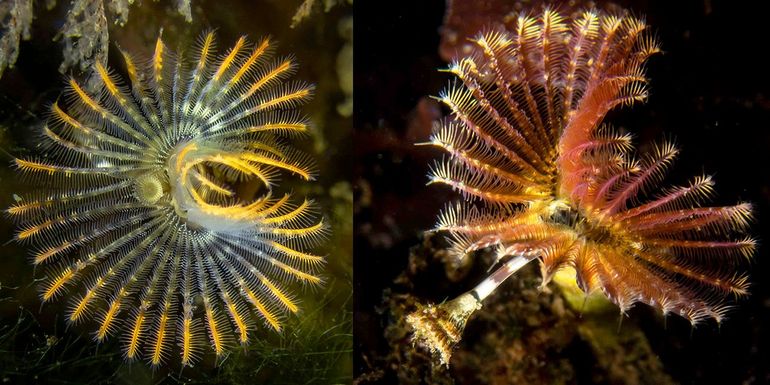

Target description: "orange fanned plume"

left=409, top=7, right=755, bottom=366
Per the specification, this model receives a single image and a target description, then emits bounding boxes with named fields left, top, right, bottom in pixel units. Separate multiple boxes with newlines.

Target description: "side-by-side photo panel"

left=3, top=0, right=770, bottom=384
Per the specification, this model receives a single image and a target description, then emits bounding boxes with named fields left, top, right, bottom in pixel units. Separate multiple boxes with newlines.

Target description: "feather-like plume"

left=407, top=7, right=755, bottom=366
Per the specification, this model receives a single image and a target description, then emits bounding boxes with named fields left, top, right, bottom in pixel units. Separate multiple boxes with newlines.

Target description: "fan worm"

left=408, top=8, right=755, bottom=366
left=10, top=31, right=327, bottom=366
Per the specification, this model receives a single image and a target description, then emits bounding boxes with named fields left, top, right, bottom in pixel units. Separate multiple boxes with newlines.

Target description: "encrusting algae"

left=407, top=7, right=755, bottom=366
left=8, top=31, right=327, bottom=367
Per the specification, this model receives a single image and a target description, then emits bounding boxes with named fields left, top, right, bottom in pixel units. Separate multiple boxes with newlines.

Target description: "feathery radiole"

left=407, top=8, right=755, bottom=366
left=9, top=31, right=327, bottom=366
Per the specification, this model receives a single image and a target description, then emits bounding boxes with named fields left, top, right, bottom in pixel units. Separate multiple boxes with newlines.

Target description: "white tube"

left=472, top=255, right=532, bottom=301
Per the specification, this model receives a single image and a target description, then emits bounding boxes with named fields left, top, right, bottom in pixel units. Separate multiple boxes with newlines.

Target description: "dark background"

left=354, top=0, right=770, bottom=384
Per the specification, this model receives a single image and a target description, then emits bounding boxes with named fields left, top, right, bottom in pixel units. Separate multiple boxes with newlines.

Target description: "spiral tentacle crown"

left=9, top=32, right=327, bottom=366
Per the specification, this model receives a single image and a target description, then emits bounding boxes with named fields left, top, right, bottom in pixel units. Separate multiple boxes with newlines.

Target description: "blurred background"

left=0, top=0, right=352, bottom=384
left=354, top=0, right=770, bottom=384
